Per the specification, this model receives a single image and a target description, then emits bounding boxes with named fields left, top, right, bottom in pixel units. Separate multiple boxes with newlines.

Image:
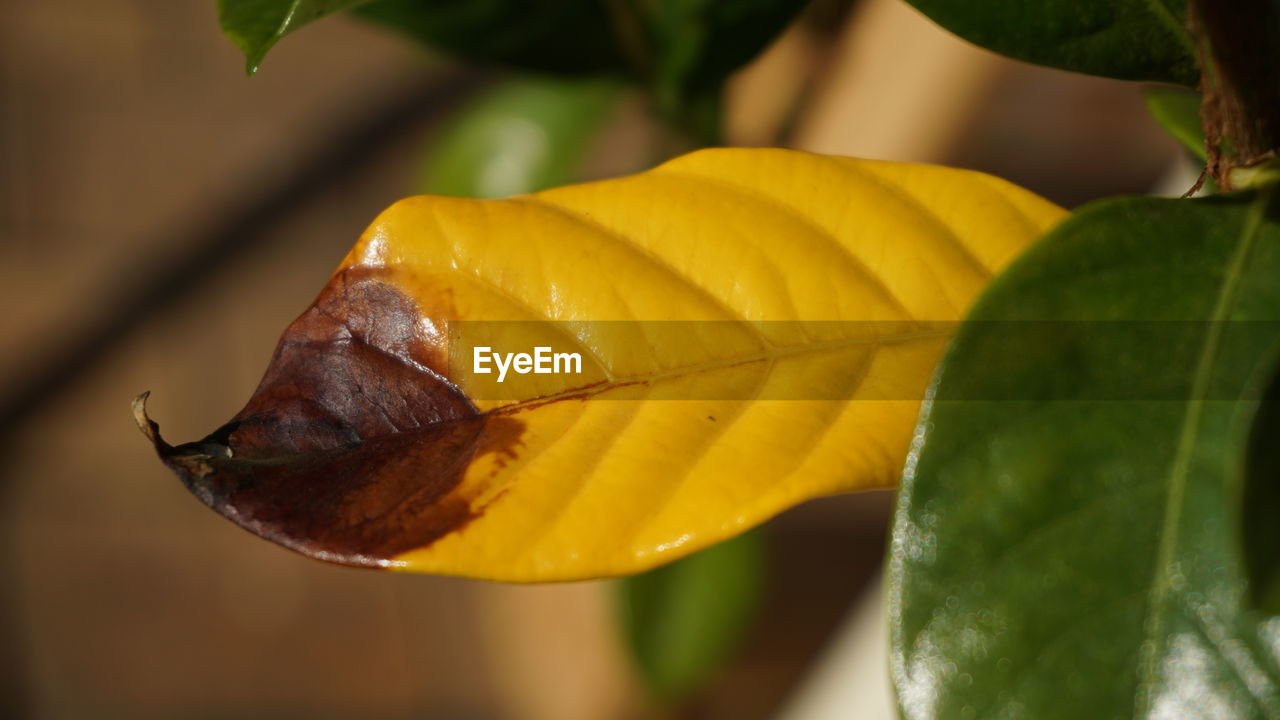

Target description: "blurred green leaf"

left=419, top=75, right=624, bottom=198
left=1145, top=86, right=1207, bottom=161
left=638, top=0, right=808, bottom=140
left=355, top=0, right=626, bottom=76
left=646, top=0, right=803, bottom=93
left=218, top=0, right=371, bottom=74
left=616, top=529, right=766, bottom=702
left=905, top=0, right=1198, bottom=85
left=367, top=0, right=807, bottom=141
left=219, top=0, right=805, bottom=137
left=890, top=190, right=1280, bottom=718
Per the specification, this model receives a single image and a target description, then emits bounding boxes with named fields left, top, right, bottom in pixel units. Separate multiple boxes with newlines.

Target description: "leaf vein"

left=1137, top=189, right=1273, bottom=715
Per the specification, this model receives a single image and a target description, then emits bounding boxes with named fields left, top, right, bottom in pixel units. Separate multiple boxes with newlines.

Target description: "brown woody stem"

left=1191, top=0, right=1280, bottom=189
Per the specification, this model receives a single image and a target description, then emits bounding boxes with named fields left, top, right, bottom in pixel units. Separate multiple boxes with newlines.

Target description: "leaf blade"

left=617, top=529, right=766, bottom=702
left=889, top=190, right=1280, bottom=719
left=218, top=0, right=372, bottom=73
left=141, top=148, right=1063, bottom=581
left=419, top=75, right=624, bottom=198
left=353, top=0, right=627, bottom=76
left=1144, top=86, right=1208, bottom=161
left=905, top=0, right=1198, bottom=85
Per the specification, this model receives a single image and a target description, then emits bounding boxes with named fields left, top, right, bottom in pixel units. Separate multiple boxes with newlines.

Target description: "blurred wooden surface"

left=3, top=3, right=520, bottom=719
left=1, top=2, right=1181, bottom=719
left=791, top=0, right=1004, bottom=161
left=0, top=3, right=891, bottom=719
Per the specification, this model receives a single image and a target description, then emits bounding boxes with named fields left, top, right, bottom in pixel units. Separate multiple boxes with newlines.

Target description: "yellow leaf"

left=137, top=148, right=1064, bottom=581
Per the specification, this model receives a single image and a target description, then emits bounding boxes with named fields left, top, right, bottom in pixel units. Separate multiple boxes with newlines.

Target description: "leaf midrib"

left=245, top=0, right=372, bottom=69
left=273, top=0, right=307, bottom=39
left=1137, top=190, right=1272, bottom=715
left=486, top=327, right=950, bottom=414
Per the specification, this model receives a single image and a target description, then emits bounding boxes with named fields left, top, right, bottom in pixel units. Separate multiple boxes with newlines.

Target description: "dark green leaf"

left=219, top=0, right=803, bottom=133
left=354, top=0, right=626, bottom=76
left=218, top=0, right=373, bottom=74
left=638, top=0, right=807, bottom=138
left=1145, top=86, right=1207, bottom=161
left=419, top=75, right=623, bottom=198
left=616, top=529, right=766, bottom=702
left=646, top=0, right=804, bottom=93
left=890, top=190, right=1280, bottom=718
left=904, top=0, right=1198, bottom=85
left=360, top=0, right=805, bottom=140
left=1246, top=367, right=1280, bottom=614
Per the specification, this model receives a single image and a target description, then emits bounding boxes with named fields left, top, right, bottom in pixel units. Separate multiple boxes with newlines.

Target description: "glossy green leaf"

left=904, top=0, right=1198, bottom=86
left=616, top=529, right=766, bottom=701
left=890, top=190, right=1280, bottom=718
left=1145, top=86, right=1207, bottom=161
left=419, top=75, right=623, bottom=199
left=218, top=0, right=371, bottom=74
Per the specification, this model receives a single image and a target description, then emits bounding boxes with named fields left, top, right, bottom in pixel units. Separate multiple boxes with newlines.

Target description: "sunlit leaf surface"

left=138, top=148, right=1062, bottom=580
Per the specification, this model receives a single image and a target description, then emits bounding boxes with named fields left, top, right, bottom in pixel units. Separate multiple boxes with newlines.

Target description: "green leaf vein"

left=1138, top=189, right=1273, bottom=715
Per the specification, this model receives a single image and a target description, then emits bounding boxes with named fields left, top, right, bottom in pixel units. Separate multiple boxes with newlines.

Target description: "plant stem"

left=1191, top=0, right=1280, bottom=188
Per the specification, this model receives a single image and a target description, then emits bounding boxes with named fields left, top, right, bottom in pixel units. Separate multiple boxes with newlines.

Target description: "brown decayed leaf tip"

left=135, top=268, right=524, bottom=568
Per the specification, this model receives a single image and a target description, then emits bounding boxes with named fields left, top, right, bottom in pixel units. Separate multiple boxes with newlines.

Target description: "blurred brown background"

left=0, top=1, right=1181, bottom=718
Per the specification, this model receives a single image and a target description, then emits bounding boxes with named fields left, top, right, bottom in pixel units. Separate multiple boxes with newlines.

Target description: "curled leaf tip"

left=132, top=391, right=168, bottom=451
left=131, top=391, right=150, bottom=433
left=140, top=268, right=527, bottom=570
